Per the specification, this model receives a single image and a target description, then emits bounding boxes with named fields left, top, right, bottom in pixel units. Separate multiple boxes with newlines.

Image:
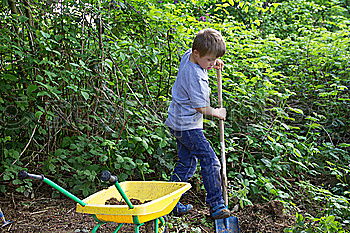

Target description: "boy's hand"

left=214, top=59, right=224, bottom=70
left=195, top=107, right=226, bottom=120
left=216, top=107, right=226, bottom=120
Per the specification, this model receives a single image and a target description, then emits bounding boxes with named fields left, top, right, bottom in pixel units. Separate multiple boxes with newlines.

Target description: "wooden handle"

left=217, top=69, right=223, bottom=108
left=217, top=68, right=228, bottom=206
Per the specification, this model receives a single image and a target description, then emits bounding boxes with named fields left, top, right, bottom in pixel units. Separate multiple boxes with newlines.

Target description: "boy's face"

left=192, top=50, right=217, bottom=70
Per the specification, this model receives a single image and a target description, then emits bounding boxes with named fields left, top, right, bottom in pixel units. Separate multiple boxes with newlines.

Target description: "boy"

left=165, top=28, right=230, bottom=219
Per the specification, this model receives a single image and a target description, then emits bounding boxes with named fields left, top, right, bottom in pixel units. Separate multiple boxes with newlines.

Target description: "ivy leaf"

left=288, top=107, right=304, bottom=115
left=81, top=91, right=89, bottom=101
left=40, top=31, right=50, bottom=38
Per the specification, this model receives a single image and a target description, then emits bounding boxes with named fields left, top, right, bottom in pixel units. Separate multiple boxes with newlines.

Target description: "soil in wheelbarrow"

left=0, top=186, right=296, bottom=233
left=104, top=198, right=152, bottom=205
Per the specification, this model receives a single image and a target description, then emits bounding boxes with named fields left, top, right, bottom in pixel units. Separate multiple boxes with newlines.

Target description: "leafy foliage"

left=0, top=0, right=349, bottom=231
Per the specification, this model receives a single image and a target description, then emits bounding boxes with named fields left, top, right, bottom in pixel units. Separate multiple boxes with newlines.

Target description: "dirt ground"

left=0, top=188, right=295, bottom=233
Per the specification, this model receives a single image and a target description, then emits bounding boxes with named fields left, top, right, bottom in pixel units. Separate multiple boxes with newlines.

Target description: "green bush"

left=0, top=0, right=349, bottom=231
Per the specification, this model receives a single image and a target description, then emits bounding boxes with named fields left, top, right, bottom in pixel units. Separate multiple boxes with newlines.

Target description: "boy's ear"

left=192, top=49, right=200, bottom=57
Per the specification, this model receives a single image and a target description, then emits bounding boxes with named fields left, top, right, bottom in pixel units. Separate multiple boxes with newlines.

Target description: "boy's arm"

left=195, top=107, right=226, bottom=120
left=194, top=60, right=226, bottom=120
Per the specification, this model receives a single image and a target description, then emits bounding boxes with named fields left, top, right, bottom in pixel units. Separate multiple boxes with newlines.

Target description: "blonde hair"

left=192, top=28, right=226, bottom=58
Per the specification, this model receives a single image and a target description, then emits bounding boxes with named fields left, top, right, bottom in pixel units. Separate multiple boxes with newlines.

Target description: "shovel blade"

left=215, top=216, right=239, bottom=233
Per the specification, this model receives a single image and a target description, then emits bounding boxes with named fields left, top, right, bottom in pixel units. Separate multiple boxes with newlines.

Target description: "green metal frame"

left=91, top=215, right=166, bottom=233
left=41, top=176, right=166, bottom=233
left=42, top=177, right=87, bottom=207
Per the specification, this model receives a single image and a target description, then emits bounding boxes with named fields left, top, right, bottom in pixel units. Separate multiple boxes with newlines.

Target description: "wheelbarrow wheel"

left=144, top=216, right=168, bottom=233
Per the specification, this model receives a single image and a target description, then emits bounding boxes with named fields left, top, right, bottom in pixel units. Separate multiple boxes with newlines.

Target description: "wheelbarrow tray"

left=76, top=181, right=191, bottom=224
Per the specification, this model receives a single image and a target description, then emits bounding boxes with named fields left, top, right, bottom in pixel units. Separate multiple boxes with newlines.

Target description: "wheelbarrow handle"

left=18, top=171, right=87, bottom=207
left=18, top=171, right=44, bottom=181
left=100, top=170, right=118, bottom=183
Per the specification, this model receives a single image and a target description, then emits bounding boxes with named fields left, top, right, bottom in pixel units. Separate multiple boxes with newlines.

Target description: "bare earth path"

left=0, top=189, right=295, bottom=233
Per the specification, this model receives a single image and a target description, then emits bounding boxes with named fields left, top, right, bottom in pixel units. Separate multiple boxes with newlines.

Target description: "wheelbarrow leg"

left=112, top=223, right=124, bottom=233
left=153, top=216, right=167, bottom=233
left=154, top=217, right=166, bottom=233
left=134, top=223, right=144, bottom=233
left=154, top=218, right=159, bottom=233
left=91, top=222, right=104, bottom=233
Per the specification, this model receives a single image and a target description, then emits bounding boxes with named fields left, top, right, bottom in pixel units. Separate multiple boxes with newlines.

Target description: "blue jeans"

left=170, top=129, right=224, bottom=208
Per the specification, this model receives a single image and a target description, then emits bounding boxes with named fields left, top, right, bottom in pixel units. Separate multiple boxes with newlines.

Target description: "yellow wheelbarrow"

left=18, top=171, right=191, bottom=233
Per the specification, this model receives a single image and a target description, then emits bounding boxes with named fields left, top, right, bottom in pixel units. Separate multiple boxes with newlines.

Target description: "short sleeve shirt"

left=165, top=49, right=210, bottom=131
